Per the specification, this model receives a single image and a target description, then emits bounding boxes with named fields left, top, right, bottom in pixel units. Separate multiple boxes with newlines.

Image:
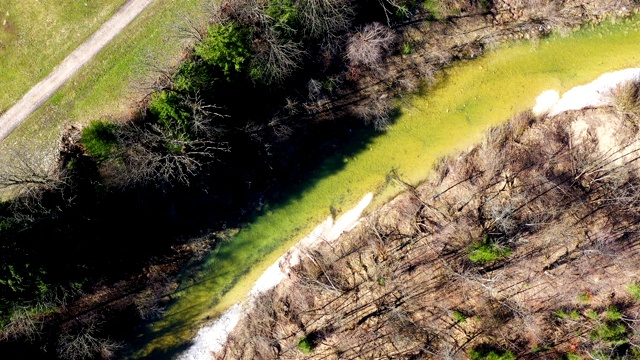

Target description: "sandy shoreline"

left=533, top=68, right=640, bottom=116
left=178, top=67, right=640, bottom=360
left=178, top=193, right=373, bottom=360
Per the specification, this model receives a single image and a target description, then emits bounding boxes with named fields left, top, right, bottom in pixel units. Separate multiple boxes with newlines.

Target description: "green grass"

left=469, top=235, right=511, bottom=264
left=80, top=121, right=119, bottom=162
left=0, top=0, right=208, bottom=174
left=627, top=283, right=640, bottom=301
left=134, top=17, right=640, bottom=358
left=298, top=336, right=314, bottom=354
left=0, top=0, right=126, bottom=113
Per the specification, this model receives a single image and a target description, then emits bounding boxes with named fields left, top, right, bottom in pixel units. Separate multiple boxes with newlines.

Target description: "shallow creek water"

left=136, top=17, right=640, bottom=359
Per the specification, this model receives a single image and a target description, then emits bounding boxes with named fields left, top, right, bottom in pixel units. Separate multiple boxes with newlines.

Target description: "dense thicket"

left=0, top=0, right=638, bottom=358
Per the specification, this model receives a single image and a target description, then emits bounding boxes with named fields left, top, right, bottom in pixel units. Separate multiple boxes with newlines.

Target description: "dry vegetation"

left=1, top=0, right=640, bottom=358
left=221, top=80, right=640, bottom=359
left=315, top=0, right=640, bottom=130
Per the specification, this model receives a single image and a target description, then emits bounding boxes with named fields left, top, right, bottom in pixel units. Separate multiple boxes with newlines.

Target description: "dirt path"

left=0, top=0, right=154, bottom=142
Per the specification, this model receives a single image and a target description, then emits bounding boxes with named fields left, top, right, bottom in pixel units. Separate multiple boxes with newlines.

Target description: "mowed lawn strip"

left=0, top=0, right=206, bottom=169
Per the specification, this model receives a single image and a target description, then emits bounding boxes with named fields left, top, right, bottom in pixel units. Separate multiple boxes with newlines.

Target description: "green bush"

left=195, top=24, right=252, bottom=77
left=81, top=121, right=119, bottom=162
left=298, top=336, right=314, bottom=354
left=578, top=292, right=590, bottom=303
left=531, top=344, right=550, bottom=353
left=606, top=306, right=622, bottom=321
left=586, top=309, right=599, bottom=320
left=469, top=345, right=516, bottom=360
left=149, top=91, right=190, bottom=137
left=423, top=0, right=442, bottom=19
left=555, top=309, right=569, bottom=320
left=266, top=0, right=299, bottom=37
left=563, top=353, right=581, bottom=360
left=0, top=219, right=11, bottom=231
left=453, top=310, right=468, bottom=323
left=402, top=42, right=413, bottom=55
left=173, top=60, right=213, bottom=93
left=0, top=262, right=48, bottom=306
left=469, top=235, right=511, bottom=264
left=627, top=283, right=640, bottom=301
left=587, top=307, right=628, bottom=346
left=478, top=0, right=491, bottom=12
left=591, top=322, right=628, bottom=345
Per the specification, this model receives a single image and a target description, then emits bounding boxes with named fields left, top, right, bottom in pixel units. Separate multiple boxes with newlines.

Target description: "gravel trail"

left=0, top=0, right=154, bottom=142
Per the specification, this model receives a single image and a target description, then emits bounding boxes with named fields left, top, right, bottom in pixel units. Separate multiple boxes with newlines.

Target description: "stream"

left=135, top=16, right=640, bottom=359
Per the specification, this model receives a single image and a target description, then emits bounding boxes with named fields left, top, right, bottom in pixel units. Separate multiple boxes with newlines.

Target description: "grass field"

left=134, top=16, right=640, bottom=359
left=0, top=0, right=208, bottom=172
left=0, top=0, right=126, bottom=113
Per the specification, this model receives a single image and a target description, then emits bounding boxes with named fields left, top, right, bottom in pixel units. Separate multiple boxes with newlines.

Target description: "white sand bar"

left=180, top=67, right=640, bottom=360
left=178, top=193, right=373, bottom=360
left=533, top=68, right=640, bottom=116
left=177, top=304, right=242, bottom=360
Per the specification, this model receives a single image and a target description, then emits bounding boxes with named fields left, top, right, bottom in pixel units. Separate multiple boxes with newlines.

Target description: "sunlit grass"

left=135, top=17, right=640, bottom=358
left=0, top=0, right=126, bottom=113
left=0, top=0, right=206, bottom=171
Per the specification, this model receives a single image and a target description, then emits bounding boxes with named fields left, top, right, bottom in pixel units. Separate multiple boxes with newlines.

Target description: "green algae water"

left=136, top=18, right=640, bottom=358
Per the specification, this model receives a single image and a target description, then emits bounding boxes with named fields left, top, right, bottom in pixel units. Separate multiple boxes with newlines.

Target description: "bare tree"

left=351, top=96, right=394, bottom=130
left=175, top=11, right=208, bottom=43
left=115, top=124, right=228, bottom=186
left=251, top=30, right=305, bottom=84
left=57, top=320, right=121, bottom=360
left=0, top=150, right=69, bottom=202
left=183, top=92, right=228, bottom=137
left=131, top=53, right=178, bottom=104
left=607, top=79, right=640, bottom=121
left=346, top=22, right=397, bottom=68
left=0, top=304, right=47, bottom=342
left=297, top=0, right=353, bottom=39
left=134, top=265, right=177, bottom=320
left=206, top=0, right=264, bottom=26
left=307, top=78, right=323, bottom=100
left=105, top=92, right=230, bottom=186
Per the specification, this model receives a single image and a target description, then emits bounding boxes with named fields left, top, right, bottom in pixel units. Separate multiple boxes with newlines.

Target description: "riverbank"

left=136, top=15, right=640, bottom=359
left=185, top=67, right=640, bottom=360
left=218, top=68, right=640, bottom=359
left=179, top=193, right=373, bottom=359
